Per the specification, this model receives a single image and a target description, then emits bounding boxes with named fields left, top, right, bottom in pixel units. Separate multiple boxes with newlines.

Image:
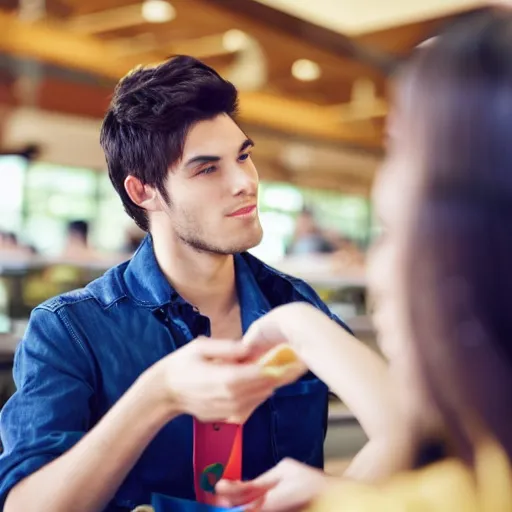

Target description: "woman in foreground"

left=217, top=7, right=512, bottom=511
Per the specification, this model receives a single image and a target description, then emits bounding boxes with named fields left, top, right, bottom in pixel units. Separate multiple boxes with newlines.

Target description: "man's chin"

left=183, top=224, right=263, bottom=255
left=227, top=228, right=263, bottom=254
left=244, top=227, right=264, bottom=250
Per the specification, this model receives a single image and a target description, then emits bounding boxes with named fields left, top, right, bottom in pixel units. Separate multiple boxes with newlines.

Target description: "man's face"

left=154, top=114, right=263, bottom=254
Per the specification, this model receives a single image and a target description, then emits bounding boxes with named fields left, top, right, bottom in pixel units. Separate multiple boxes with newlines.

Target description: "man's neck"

left=152, top=235, right=238, bottom=318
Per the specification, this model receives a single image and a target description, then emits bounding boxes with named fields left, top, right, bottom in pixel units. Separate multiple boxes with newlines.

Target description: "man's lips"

left=227, top=205, right=257, bottom=217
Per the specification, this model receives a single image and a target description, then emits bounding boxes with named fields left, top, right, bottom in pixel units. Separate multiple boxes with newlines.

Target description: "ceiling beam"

left=66, top=4, right=150, bottom=34
left=112, top=33, right=236, bottom=61
left=0, top=10, right=154, bottom=79
left=0, top=10, right=382, bottom=148
left=238, top=91, right=381, bottom=146
left=203, top=0, right=400, bottom=74
left=290, top=173, right=372, bottom=196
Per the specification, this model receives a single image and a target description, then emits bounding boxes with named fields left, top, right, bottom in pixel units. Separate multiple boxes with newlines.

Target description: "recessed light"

left=222, top=29, right=249, bottom=52
left=141, top=0, right=176, bottom=23
left=291, top=59, right=321, bottom=82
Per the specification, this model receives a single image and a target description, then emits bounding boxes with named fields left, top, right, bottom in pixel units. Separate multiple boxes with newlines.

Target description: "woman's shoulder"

left=312, top=441, right=511, bottom=512
left=313, top=459, right=476, bottom=512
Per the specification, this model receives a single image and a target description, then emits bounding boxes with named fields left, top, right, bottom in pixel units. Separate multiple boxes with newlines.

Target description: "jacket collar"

left=123, top=235, right=274, bottom=319
left=123, top=235, right=176, bottom=308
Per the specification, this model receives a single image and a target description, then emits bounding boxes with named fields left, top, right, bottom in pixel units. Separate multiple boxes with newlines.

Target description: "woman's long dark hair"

left=400, top=7, right=512, bottom=465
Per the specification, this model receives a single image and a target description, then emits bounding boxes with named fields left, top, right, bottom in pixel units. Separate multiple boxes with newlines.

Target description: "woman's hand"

left=245, top=302, right=395, bottom=443
left=243, top=302, right=323, bottom=358
left=216, top=459, right=330, bottom=512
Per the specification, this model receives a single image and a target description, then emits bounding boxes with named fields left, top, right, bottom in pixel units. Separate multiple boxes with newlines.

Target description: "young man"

left=0, top=56, right=388, bottom=512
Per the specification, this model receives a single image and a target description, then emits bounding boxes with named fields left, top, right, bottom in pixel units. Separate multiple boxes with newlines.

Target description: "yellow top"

left=311, top=441, right=512, bottom=512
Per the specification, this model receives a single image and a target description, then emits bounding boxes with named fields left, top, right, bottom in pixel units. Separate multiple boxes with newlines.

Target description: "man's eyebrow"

left=240, top=138, right=255, bottom=152
left=184, top=154, right=220, bottom=168
left=184, top=139, right=254, bottom=168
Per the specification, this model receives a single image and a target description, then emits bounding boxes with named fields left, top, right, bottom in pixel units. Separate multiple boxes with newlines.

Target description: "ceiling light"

left=141, top=0, right=176, bottom=23
left=291, top=59, right=321, bottom=82
left=222, top=29, right=249, bottom=52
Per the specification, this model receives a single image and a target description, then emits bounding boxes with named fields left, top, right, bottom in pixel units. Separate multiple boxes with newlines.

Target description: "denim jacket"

left=0, top=236, right=349, bottom=511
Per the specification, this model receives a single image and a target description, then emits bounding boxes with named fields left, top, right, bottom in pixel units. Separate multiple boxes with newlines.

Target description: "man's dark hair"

left=100, top=55, right=239, bottom=231
left=67, top=220, right=89, bottom=242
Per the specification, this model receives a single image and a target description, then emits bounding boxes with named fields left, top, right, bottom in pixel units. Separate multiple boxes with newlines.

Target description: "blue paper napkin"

left=151, top=493, right=246, bottom=512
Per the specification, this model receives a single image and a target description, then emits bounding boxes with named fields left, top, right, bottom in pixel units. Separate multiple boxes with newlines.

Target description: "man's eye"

left=197, top=166, right=217, bottom=176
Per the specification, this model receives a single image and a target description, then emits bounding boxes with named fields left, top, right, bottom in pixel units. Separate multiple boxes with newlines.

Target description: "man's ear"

left=124, top=175, right=160, bottom=212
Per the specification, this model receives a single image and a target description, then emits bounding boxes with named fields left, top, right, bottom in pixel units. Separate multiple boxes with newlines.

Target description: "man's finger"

left=246, top=466, right=284, bottom=490
left=195, top=339, right=250, bottom=361
left=216, top=480, right=273, bottom=506
left=214, top=360, right=282, bottom=389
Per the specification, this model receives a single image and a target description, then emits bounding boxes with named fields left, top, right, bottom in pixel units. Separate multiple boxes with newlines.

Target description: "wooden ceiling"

left=0, top=0, right=485, bottom=195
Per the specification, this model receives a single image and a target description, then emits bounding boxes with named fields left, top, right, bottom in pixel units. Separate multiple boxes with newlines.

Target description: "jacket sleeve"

left=0, top=305, right=95, bottom=508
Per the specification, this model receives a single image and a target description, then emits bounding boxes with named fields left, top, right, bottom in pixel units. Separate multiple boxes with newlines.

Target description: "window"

left=0, top=155, right=28, bottom=235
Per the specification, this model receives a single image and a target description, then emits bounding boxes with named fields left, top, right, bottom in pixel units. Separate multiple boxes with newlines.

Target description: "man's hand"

left=215, top=459, right=330, bottom=512
left=3, top=337, right=277, bottom=512
left=148, top=337, right=278, bottom=423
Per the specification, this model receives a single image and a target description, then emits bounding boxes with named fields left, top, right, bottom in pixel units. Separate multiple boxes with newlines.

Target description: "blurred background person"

left=0, top=231, right=35, bottom=260
left=286, top=208, right=337, bottom=256
left=60, top=220, right=92, bottom=260
left=122, top=225, right=145, bottom=255
left=59, top=220, right=117, bottom=264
